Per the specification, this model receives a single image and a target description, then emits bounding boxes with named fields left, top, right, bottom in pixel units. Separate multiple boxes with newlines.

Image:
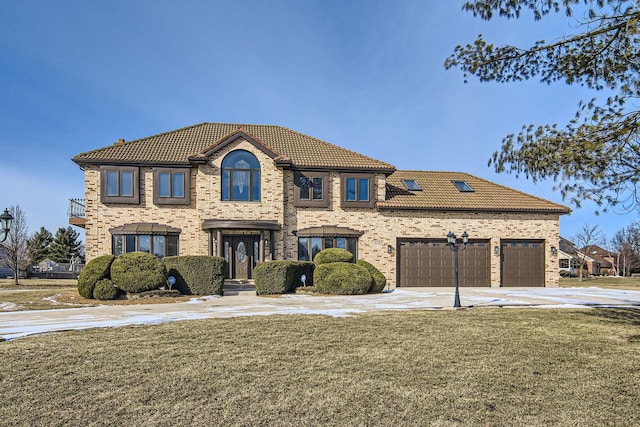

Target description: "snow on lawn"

left=1, top=287, right=638, bottom=341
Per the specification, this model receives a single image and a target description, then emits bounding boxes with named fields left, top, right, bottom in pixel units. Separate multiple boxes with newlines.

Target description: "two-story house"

left=71, top=122, right=570, bottom=287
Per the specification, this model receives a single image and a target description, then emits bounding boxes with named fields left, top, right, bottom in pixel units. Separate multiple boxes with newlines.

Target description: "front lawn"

left=560, top=276, right=640, bottom=290
left=1, top=309, right=638, bottom=425
left=0, top=278, right=191, bottom=310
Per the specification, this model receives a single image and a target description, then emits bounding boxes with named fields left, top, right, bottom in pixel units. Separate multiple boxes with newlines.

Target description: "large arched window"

left=221, top=150, right=261, bottom=201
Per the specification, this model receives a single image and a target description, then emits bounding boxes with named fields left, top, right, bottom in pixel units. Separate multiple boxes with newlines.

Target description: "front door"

left=224, top=235, right=259, bottom=279
left=233, top=237, right=250, bottom=279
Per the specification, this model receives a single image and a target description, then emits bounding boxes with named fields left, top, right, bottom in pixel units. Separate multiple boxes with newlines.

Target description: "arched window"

left=221, top=150, right=261, bottom=201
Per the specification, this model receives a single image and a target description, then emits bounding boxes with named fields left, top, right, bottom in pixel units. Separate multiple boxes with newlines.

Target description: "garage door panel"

left=501, top=241, right=544, bottom=287
left=399, top=240, right=490, bottom=287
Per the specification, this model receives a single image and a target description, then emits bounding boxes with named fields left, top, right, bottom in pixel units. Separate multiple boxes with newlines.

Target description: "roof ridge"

left=276, top=125, right=395, bottom=170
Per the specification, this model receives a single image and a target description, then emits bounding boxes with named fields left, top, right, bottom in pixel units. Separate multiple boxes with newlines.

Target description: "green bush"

left=254, top=261, right=315, bottom=295
left=77, top=255, right=115, bottom=299
left=314, top=262, right=372, bottom=295
left=356, top=259, right=387, bottom=293
left=162, top=256, right=226, bottom=296
left=313, top=248, right=353, bottom=265
left=110, top=252, right=167, bottom=294
left=93, top=278, right=119, bottom=300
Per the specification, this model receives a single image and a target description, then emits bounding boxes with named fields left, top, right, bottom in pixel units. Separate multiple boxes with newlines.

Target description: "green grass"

left=1, top=309, right=639, bottom=425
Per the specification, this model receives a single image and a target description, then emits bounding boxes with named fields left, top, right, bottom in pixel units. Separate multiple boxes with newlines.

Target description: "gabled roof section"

left=379, top=170, right=570, bottom=214
left=72, top=122, right=396, bottom=172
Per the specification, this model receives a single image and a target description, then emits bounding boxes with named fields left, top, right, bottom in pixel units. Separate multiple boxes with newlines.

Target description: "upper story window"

left=341, top=173, right=375, bottom=208
left=402, top=179, right=422, bottom=191
left=294, top=171, right=329, bottom=207
left=221, top=150, right=260, bottom=202
left=100, top=166, right=140, bottom=204
left=153, top=168, right=191, bottom=205
left=452, top=180, right=474, bottom=192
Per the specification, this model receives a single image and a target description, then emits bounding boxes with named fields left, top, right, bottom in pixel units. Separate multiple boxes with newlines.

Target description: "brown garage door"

left=501, top=240, right=545, bottom=287
left=398, top=239, right=490, bottom=287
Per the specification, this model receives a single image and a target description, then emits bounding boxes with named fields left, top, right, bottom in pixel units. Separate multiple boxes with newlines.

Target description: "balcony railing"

left=68, top=198, right=86, bottom=228
left=68, top=198, right=85, bottom=218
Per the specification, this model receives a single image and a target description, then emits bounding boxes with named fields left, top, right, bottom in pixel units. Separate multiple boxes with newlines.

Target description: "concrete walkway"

left=1, top=287, right=639, bottom=341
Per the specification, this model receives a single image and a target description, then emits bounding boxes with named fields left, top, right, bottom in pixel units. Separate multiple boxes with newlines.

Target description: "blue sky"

left=0, top=0, right=633, bottom=243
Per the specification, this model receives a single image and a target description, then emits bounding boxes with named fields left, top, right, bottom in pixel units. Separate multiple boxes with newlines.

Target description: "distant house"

left=70, top=122, right=570, bottom=287
left=559, top=237, right=608, bottom=277
left=583, top=245, right=617, bottom=276
left=28, top=258, right=84, bottom=279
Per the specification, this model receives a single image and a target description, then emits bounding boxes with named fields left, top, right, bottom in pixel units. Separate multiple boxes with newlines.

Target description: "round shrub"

left=93, top=278, right=119, bottom=300
left=254, top=261, right=315, bottom=295
left=356, top=259, right=387, bottom=293
left=110, top=252, right=167, bottom=294
left=163, top=256, right=226, bottom=296
left=314, top=262, right=372, bottom=295
left=313, top=248, right=353, bottom=265
left=77, top=255, right=115, bottom=299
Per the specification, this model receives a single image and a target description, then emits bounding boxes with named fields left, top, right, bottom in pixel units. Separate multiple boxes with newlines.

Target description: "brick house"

left=71, top=122, right=569, bottom=287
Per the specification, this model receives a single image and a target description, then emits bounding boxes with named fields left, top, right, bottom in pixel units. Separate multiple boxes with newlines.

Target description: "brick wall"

left=83, top=145, right=561, bottom=287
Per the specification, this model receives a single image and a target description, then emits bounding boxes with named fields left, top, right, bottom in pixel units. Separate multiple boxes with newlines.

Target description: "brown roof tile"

left=72, top=122, right=395, bottom=171
left=380, top=170, right=570, bottom=213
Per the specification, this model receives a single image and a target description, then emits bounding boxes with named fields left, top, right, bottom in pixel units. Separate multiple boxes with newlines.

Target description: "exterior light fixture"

left=551, top=246, right=558, bottom=256
left=494, top=246, right=500, bottom=255
left=0, top=208, right=13, bottom=243
left=446, top=230, right=469, bottom=308
left=387, top=244, right=393, bottom=254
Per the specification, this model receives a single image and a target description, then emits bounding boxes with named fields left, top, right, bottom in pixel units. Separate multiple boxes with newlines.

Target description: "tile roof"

left=72, top=122, right=395, bottom=171
left=380, top=170, right=570, bottom=213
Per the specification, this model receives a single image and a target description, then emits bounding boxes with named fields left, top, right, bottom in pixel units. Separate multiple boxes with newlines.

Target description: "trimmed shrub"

left=93, top=278, right=119, bottom=300
left=313, top=248, right=353, bottom=265
left=356, top=259, right=387, bottom=293
left=110, top=252, right=167, bottom=294
left=314, top=262, right=372, bottom=295
left=254, top=261, right=315, bottom=295
left=77, top=255, right=115, bottom=299
left=162, top=256, right=226, bottom=296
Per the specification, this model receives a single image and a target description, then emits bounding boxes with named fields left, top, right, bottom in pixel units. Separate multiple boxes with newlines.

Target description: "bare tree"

left=612, top=222, right=640, bottom=277
left=572, top=224, right=603, bottom=282
left=603, top=239, right=619, bottom=277
left=0, top=205, right=30, bottom=285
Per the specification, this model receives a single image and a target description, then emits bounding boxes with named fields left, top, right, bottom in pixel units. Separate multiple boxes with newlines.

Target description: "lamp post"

left=446, top=230, right=469, bottom=308
left=0, top=208, right=13, bottom=243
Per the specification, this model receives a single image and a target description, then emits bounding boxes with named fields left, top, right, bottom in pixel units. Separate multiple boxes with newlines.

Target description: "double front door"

left=224, top=235, right=260, bottom=279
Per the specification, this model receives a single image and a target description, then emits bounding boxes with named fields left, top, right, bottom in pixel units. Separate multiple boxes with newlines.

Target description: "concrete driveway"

left=1, top=287, right=639, bottom=341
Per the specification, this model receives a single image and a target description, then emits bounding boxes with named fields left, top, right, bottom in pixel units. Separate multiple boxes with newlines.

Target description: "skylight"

left=452, top=180, right=474, bottom=192
left=402, top=179, right=422, bottom=191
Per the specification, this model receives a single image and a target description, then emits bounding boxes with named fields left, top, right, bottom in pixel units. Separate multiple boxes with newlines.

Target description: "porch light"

left=446, top=231, right=469, bottom=308
left=387, top=244, right=393, bottom=254
left=551, top=246, right=558, bottom=256
left=0, top=208, right=13, bottom=243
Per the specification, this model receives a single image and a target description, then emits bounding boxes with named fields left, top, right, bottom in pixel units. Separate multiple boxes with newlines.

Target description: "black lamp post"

left=446, top=230, right=469, bottom=308
left=0, top=208, right=13, bottom=243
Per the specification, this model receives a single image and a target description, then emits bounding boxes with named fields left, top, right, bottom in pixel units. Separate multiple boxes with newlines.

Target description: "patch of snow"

left=0, top=302, right=18, bottom=311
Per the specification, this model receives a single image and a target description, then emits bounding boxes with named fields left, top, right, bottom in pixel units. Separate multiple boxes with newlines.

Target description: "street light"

left=0, top=208, right=13, bottom=243
left=446, top=230, right=469, bottom=308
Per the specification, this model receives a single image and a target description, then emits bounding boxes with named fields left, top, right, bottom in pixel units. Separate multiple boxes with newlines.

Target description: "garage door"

left=501, top=240, right=545, bottom=287
left=398, top=239, right=490, bottom=287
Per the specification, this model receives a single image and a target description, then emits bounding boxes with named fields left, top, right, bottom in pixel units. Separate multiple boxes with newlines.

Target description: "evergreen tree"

left=446, top=0, right=640, bottom=211
left=48, top=227, right=83, bottom=264
left=27, top=227, right=53, bottom=264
